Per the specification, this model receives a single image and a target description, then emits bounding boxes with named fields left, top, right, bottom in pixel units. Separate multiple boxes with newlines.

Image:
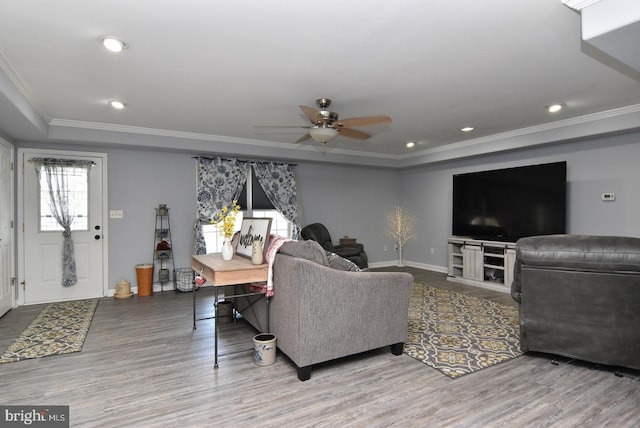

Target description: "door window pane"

left=39, top=165, right=89, bottom=231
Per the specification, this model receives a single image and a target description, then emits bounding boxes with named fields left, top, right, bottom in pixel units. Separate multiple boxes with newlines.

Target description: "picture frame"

left=236, top=217, right=272, bottom=259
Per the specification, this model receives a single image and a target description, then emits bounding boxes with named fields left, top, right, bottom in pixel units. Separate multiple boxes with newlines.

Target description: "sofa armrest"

left=270, top=253, right=414, bottom=368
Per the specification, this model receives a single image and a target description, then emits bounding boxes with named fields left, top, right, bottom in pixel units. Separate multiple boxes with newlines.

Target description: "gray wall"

left=107, top=148, right=196, bottom=288
left=105, top=150, right=402, bottom=290
left=16, top=129, right=640, bottom=292
left=400, top=131, right=640, bottom=270
left=297, top=162, right=401, bottom=263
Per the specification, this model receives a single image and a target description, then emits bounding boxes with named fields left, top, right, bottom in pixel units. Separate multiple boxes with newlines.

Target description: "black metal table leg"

left=214, top=287, right=219, bottom=369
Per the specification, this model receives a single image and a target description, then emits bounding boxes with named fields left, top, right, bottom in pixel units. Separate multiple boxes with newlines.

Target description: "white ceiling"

left=1, top=0, right=639, bottom=167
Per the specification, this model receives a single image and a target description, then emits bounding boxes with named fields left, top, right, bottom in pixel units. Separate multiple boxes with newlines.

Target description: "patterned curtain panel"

left=30, top=158, right=95, bottom=286
left=194, top=157, right=249, bottom=254
left=251, top=161, right=301, bottom=239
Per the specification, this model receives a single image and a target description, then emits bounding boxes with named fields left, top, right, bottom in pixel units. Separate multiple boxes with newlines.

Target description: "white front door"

left=19, top=150, right=106, bottom=305
left=0, top=139, right=14, bottom=316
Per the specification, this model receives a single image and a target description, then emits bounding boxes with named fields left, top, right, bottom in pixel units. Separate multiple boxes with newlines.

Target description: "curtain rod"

left=28, top=158, right=96, bottom=166
left=193, top=156, right=296, bottom=167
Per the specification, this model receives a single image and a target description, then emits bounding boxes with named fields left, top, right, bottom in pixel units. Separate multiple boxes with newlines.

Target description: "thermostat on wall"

left=601, top=193, right=616, bottom=201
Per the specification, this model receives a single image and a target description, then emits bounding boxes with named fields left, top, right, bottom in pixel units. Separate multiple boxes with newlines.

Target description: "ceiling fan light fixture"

left=309, top=126, right=339, bottom=144
left=99, top=36, right=127, bottom=53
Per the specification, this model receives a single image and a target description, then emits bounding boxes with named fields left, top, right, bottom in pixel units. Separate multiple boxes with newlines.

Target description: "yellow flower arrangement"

left=211, top=200, right=241, bottom=239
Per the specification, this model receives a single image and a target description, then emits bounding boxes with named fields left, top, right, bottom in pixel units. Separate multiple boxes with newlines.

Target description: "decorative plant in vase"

left=211, top=200, right=241, bottom=260
left=386, top=204, right=415, bottom=266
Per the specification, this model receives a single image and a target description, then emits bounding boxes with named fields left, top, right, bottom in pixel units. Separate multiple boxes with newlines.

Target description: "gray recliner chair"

left=300, top=223, right=368, bottom=269
left=512, top=234, right=640, bottom=371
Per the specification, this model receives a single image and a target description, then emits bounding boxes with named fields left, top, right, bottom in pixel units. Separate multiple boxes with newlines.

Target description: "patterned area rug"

left=0, top=299, right=99, bottom=363
left=404, top=283, right=522, bottom=378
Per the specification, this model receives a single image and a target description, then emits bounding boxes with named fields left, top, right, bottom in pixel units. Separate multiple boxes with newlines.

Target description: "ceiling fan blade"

left=299, top=105, right=324, bottom=124
left=339, top=128, right=370, bottom=140
left=296, top=133, right=312, bottom=143
left=336, top=115, right=392, bottom=128
left=254, top=125, right=310, bottom=128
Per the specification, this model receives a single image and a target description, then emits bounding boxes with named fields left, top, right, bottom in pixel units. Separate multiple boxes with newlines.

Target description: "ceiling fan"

left=258, top=98, right=392, bottom=145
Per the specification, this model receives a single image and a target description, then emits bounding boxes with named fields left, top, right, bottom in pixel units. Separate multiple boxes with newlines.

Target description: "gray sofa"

left=235, top=240, right=414, bottom=380
left=512, top=234, right=640, bottom=371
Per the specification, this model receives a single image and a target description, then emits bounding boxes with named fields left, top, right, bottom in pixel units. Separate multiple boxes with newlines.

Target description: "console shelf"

left=447, top=237, right=516, bottom=293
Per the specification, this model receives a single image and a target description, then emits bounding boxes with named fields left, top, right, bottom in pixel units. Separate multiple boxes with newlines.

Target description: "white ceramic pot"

left=221, top=239, right=233, bottom=261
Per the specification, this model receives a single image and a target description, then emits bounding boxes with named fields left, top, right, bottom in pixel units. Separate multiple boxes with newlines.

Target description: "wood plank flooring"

left=1, top=268, right=639, bottom=427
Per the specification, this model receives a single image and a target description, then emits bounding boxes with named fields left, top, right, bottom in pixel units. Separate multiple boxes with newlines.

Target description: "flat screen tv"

left=452, top=161, right=566, bottom=242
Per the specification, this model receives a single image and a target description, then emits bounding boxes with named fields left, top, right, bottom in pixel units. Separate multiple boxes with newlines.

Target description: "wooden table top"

left=191, top=253, right=268, bottom=286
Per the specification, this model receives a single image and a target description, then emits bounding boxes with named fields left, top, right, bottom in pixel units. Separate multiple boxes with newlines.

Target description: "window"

left=252, top=210, right=290, bottom=238
left=39, top=165, right=89, bottom=231
left=202, top=169, right=292, bottom=253
left=202, top=211, right=244, bottom=255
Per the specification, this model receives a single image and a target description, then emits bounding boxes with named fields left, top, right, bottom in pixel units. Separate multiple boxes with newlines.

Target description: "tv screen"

left=452, top=161, right=566, bottom=242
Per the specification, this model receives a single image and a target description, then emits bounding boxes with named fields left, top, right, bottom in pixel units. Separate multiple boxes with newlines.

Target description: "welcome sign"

left=236, top=217, right=272, bottom=259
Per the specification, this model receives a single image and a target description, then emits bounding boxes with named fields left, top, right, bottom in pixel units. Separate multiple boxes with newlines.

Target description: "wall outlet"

left=110, top=209, right=124, bottom=219
left=430, top=248, right=435, bottom=255
left=384, top=245, right=388, bottom=251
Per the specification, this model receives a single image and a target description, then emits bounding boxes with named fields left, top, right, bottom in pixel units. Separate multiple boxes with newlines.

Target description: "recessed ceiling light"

left=547, top=104, right=563, bottom=113
left=108, top=100, right=126, bottom=110
left=406, top=142, right=415, bottom=148
left=99, top=36, right=127, bottom=53
left=461, top=126, right=474, bottom=132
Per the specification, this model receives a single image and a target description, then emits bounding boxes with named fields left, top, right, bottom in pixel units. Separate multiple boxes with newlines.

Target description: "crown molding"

left=47, top=119, right=403, bottom=168
left=561, top=0, right=601, bottom=11
left=398, top=103, right=640, bottom=167
left=0, top=49, right=51, bottom=123
left=48, top=103, right=640, bottom=168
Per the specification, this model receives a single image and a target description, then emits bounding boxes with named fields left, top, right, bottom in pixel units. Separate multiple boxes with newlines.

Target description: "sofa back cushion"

left=279, top=240, right=329, bottom=266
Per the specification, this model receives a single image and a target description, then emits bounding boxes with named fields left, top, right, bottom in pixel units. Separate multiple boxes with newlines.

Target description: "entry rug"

left=0, top=299, right=99, bottom=363
left=404, top=284, right=522, bottom=378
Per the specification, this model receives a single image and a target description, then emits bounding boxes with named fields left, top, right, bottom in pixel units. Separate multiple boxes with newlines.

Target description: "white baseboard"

left=368, top=260, right=447, bottom=273
left=107, top=283, right=173, bottom=297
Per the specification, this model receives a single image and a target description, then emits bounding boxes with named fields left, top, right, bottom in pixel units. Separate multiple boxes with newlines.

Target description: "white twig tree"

left=386, top=204, right=415, bottom=266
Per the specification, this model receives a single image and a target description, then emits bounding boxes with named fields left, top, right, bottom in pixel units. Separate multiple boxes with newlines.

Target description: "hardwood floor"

left=1, top=268, right=639, bottom=427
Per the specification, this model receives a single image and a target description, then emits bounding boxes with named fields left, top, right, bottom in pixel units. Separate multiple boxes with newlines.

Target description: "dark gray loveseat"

left=512, top=234, right=640, bottom=371
left=235, top=240, right=414, bottom=380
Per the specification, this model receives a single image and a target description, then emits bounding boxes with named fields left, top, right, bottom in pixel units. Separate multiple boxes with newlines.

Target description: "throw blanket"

left=247, top=235, right=294, bottom=297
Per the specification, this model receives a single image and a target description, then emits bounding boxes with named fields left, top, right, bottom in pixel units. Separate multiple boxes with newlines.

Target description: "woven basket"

left=174, top=268, right=195, bottom=292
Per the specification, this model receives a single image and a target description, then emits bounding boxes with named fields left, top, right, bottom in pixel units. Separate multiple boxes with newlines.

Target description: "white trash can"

left=253, top=333, right=276, bottom=366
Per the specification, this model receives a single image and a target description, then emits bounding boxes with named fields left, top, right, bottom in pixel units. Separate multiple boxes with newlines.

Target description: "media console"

left=447, top=237, right=516, bottom=293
